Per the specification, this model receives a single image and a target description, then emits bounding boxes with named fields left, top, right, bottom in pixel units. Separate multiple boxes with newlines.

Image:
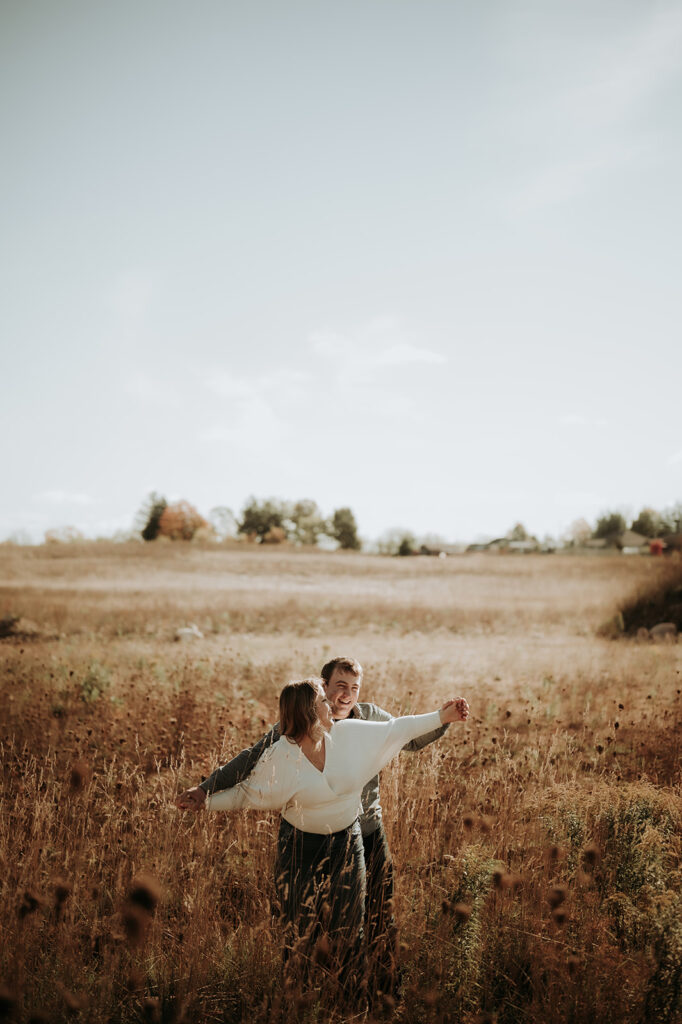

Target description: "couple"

left=176, top=656, right=469, bottom=1002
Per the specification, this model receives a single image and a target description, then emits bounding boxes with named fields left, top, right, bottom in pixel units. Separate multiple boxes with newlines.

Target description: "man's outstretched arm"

left=175, top=724, right=281, bottom=811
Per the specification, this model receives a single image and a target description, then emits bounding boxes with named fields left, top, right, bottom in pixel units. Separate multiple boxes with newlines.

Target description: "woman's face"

left=314, top=685, right=334, bottom=732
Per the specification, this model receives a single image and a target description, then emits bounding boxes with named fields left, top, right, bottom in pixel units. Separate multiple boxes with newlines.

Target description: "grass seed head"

left=313, top=933, right=331, bottom=966
left=122, top=906, right=148, bottom=946
left=54, top=879, right=72, bottom=906
left=582, top=843, right=601, bottom=868
left=454, top=902, right=472, bottom=922
left=548, top=885, right=568, bottom=909
left=69, top=761, right=89, bottom=792
left=18, top=890, right=41, bottom=919
left=128, top=873, right=162, bottom=914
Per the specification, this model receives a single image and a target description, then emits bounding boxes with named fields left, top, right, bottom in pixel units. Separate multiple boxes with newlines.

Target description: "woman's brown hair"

left=280, top=678, right=324, bottom=743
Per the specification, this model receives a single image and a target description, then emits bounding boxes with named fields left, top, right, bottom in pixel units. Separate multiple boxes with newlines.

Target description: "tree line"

left=137, top=494, right=361, bottom=549
left=564, top=504, right=682, bottom=548
left=23, top=496, right=682, bottom=551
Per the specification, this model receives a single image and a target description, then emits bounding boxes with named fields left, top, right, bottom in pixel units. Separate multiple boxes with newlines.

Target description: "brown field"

left=1, top=544, right=680, bottom=1023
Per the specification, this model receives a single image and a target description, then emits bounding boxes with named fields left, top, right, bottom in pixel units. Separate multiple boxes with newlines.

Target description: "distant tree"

left=238, top=497, right=290, bottom=543
left=44, top=526, right=85, bottom=544
left=331, top=507, right=361, bottom=551
left=564, top=518, right=592, bottom=547
left=593, top=511, right=626, bottom=545
left=376, top=528, right=410, bottom=556
left=4, top=530, right=33, bottom=546
left=158, top=501, right=207, bottom=541
left=138, top=492, right=168, bottom=541
left=290, top=499, right=328, bottom=546
left=631, top=507, right=662, bottom=538
left=209, top=506, right=238, bottom=541
left=263, top=526, right=287, bottom=544
left=508, top=522, right=529, bottom=542
left=659, top=502, right=682, bottom=535
left=397, top=533, right=416, bottom=557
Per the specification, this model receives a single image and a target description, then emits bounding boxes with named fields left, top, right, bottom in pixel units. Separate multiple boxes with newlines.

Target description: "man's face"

left=324, top=668, right=362, bottom=719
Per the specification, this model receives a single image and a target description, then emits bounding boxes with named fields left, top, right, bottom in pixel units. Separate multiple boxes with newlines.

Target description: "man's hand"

left=439, top=698, right=470, bottom=724
left=175, top=786, right=207, bottom=811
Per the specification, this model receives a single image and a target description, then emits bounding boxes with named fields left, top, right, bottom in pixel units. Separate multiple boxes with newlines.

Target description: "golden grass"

left=0, top=546, right=680, bottom=1023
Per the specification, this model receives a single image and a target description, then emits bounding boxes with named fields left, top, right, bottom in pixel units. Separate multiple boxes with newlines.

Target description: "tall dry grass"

left=0, top=547, right=680, bottom=1023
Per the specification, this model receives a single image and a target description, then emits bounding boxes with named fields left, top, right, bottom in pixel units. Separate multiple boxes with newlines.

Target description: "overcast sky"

left=1, top=0, right=681, bottom=544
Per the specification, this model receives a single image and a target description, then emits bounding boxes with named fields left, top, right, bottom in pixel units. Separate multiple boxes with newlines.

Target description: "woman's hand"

left=439, top=698, right=469, bottom=724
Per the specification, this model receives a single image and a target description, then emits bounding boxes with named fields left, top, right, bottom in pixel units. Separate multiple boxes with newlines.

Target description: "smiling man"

left=176, top=655, right=453, bottom=996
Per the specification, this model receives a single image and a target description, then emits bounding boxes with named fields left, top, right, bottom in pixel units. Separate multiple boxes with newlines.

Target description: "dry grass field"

left=1, top=544, right=681, bottom=1024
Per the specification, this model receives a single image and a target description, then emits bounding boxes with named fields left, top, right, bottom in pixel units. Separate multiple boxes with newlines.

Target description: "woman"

left=202, top=679, right=469, bottom=998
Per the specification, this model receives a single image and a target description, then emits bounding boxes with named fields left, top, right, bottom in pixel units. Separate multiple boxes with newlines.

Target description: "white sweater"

left=206, top=710, right=443, bottom=834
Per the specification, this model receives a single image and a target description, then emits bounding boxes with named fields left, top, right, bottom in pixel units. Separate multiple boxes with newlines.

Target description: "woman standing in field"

left=182, top=678, right=469, bottom=1002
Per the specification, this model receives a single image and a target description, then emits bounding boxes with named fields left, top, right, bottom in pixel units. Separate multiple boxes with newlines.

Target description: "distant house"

left=465, top=537, right=540, bottom=554
left=480, top=538, right=507, bottom=552
left=585, top=538, right=608, bottom=550
left=507, top=539, right=540, bottom=553
left=616, top=530, right=649, bottom=555
left=419, top=542, right=467, bottom=557
left=662, top=533, right=682, bottom=554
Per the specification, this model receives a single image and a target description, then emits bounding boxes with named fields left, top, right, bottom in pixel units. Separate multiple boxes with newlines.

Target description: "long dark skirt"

left=275, top=817, right=367, bottom=1000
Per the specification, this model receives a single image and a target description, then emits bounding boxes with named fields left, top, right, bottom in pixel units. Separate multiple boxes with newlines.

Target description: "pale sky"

left=1, top=0, right=681, bottom=544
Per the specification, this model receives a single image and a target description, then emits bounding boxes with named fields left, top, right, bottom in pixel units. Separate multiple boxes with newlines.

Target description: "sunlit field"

left=1, top=544, right=680, bottom=1024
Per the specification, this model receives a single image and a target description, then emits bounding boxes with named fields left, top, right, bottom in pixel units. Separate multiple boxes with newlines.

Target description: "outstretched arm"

left=364, top=702, right=455, bottom=752
left=175, top=724, right=280, bottom=811
left=204, top=743, right=294, bottom=813
left=333, top=698, right=469, bottom=793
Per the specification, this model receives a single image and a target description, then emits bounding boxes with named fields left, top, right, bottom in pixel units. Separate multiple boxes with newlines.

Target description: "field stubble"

left=0, top=545, right=681, bottom=1023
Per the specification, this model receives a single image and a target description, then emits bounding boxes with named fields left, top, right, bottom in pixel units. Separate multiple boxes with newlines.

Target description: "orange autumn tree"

left=158, top=501, right=208, bottom=541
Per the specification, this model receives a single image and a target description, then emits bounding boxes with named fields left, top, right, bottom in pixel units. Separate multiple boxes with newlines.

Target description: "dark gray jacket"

left=200, top=702, right=448, bottom=837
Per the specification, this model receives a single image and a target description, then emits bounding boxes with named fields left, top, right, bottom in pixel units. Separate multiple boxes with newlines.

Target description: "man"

left=176, top=655, right=456, bottom=995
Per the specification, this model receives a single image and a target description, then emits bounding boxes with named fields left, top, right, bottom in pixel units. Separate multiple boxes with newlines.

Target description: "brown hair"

left=320, top=656, right=363, bottom=685
left=279, top=678, right=324, bottom=743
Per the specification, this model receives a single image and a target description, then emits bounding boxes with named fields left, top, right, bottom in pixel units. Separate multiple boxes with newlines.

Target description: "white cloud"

left=199, top=367, right=308, bottom=451
left=206, top=368, right=310, bottom=402
left=562, top=6, right=682, bottom=128
left=510, top=143, right=645, bottom=214
left=505, top=5, right=682, bottom=214
left=36, top=490, right=95, bottom=506
left=310, top=317, right=446, bottom=383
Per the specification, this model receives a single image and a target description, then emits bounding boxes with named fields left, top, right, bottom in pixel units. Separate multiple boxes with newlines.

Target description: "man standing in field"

left=176, top=655, right=452, bottom=996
